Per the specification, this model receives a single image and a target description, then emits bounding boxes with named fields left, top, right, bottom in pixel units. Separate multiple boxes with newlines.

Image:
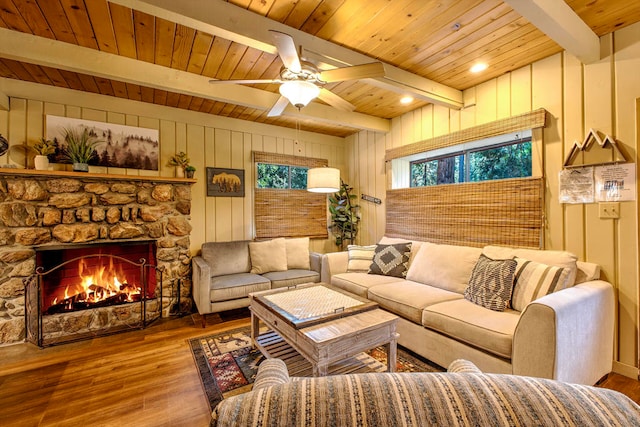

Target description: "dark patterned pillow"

left=368, top=243, right=412, bottom=278
left=464, top=254, right=517, bottom=312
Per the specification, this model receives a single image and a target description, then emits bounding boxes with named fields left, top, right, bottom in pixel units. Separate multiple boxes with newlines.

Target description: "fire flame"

left=50, top=257, right=142, bottom=311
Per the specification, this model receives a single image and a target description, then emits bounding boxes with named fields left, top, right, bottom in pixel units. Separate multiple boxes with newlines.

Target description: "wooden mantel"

left=0, top=167, right=196, bottom=184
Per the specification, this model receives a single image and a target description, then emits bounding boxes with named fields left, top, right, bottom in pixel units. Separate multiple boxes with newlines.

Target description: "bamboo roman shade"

left=253, top=152, right=329, bottom=239
left=385, top=177, right=544, bottom=248
left=385, top=109, right=547, bottom=161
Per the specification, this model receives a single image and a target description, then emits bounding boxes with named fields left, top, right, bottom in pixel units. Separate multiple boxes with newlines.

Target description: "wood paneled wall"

left=345, top=22, right=640, bottom=377
left=0, top=79, right=346, bottom=257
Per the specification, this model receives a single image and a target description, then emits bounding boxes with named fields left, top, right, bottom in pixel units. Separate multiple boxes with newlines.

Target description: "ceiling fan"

left=209, top=30, right=385, bottom=117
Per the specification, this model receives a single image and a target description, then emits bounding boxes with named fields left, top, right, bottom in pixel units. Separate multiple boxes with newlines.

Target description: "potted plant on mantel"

left=31, top=137, right=56, bottom=170
left=167, top=151, right=190, bottom=178
left=329, top=181, right=360, bottom=250
left=185, top=165, right=196, bottom=179
left=62, top=128, right=101, bottom=172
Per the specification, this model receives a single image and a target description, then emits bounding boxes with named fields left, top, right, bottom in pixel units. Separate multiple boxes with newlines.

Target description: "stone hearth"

left=0, top=169, right=194, bottom=345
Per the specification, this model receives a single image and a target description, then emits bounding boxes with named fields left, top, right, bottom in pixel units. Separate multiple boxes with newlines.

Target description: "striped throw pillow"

left=346, top=245, right=376, bottom=273
left=511, top=257, right=571, bottom=311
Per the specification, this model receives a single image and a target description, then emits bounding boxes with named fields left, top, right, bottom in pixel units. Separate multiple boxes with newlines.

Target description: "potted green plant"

left=185, top=165, right=196, bottom=179
left=62, top=128, right=101, bottom=172
left=167, top=151, right=190, bottom=177
left=329, top=181, right=360, bottom=250
left=31, top=137, right=56, bottom=170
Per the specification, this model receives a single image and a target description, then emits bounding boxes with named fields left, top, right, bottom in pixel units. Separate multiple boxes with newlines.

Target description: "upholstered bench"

left=212, top=359, right=640, bottom=426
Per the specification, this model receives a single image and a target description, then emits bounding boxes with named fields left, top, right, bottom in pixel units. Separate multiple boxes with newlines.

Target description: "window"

left=253, top=152, right=329, bottom=239
left=257, top=163, right=308, bottom=189
left=409, top=133, right=531, bottom=187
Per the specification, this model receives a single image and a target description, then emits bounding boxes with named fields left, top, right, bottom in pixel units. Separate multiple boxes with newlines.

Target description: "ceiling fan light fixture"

left=279, top=80, right=320, bottom=109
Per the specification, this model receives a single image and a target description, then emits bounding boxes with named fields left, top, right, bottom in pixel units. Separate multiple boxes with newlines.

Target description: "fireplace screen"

left=26, top=240, right=163, bottom=347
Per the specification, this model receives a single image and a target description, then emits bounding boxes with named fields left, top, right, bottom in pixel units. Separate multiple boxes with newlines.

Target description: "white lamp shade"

left=279, top=81, right=321, bottom=108
left=307, top=167, right=340, bottom=193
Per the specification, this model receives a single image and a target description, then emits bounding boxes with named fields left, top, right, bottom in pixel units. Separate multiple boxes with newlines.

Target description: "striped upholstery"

left=213, top=366, right=640, bottom=426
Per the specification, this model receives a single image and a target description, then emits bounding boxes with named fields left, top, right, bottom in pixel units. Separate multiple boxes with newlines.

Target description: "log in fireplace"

left=25, top=240, right=163, bottom=347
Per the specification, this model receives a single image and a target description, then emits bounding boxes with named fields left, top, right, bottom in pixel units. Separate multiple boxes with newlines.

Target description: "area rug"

left=189, top=326, right=444, bottom=412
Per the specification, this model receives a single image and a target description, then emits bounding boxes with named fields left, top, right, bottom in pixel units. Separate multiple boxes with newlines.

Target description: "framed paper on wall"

left=207, top=167, right=245, bottom=197
left=45, top=115, right=160, bottom=170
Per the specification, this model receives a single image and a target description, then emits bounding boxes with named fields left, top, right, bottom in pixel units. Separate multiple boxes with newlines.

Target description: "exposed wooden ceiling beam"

left=0, top=28, right=389, bottom=133
left=111, top=0, right=463, bottom=109
left=504, top=0, right=600, bottom=64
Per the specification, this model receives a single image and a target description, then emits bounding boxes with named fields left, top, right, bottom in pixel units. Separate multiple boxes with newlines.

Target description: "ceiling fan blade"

left=270, top=30, right=301, bottom=73
left=209, top=78, right=281, bottom=84
left=317, top=88, right=355, bottom=112
left=319, top=62, right=385, bottom=83
left=267, top=96, right=290, bottom=117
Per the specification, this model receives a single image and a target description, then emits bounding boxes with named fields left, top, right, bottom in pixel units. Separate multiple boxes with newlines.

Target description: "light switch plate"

left=599, top=202, right=620, bottom=219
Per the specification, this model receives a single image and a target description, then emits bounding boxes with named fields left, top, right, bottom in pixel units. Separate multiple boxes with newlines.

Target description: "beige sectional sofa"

left=192, top=237, right=321, bottom=326
left=321, top=237, right=615, bottom=385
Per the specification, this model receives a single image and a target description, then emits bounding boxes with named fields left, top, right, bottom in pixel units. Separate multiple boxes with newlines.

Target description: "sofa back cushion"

left=285, top=237, right=310, bottom=270
left=202, top=240, right=252, bottom=276
left=406, top=242, right=482, bottom=294
left=482, top=245, right=578, bottom=287
left=250, top=238, right=288, bottom=274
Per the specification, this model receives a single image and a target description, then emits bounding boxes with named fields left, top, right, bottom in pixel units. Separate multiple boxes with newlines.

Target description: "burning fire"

left=49, top=257, right=142, bottom=313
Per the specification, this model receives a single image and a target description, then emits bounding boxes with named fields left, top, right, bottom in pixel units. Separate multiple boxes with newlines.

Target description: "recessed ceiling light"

left=400, top=96, right=414, bottom=105
left=470, top=63, right=488, bottom=73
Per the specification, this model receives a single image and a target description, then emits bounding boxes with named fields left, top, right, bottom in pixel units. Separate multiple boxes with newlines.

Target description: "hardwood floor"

left=1, top=310, right=638, bottom=426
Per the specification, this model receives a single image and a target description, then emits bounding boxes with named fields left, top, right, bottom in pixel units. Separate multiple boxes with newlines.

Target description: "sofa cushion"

left=210, top=273, right=271, bottom=302
left=483, top=245, right=578, bottom=287
left=511, top=258, right=571, bottom=311
left=263, top=269, right=320, bottom=289
left=367, top=280, right=463, bottom=324
left=464, top=254, right=517, bottom=312
left=202, top=240, right=251, bottom=276
left=406, top=242, right=482, bottom=294
left=249, top=238, right=288, bottom=274
left=346, top=245, right=376, bottom=272
left=368, top=243, right=411, bottom=278
left=422, top=299, right=520, bottom=359
left=331, top=272, right=401, bottom=297
left=285, top=237, right=310, bottom=270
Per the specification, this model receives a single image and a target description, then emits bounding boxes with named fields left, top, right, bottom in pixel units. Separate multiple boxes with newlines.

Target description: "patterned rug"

left=189, top=325, right=444, bottom=412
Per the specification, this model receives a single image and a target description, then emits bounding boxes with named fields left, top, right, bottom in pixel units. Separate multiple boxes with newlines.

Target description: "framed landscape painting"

left=45, top=115, right=160, bottom=170
left=207, top=168, right=245, bottom=197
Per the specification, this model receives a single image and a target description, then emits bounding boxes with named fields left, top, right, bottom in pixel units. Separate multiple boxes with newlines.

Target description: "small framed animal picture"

left=206, top=167, right=245, bottom=197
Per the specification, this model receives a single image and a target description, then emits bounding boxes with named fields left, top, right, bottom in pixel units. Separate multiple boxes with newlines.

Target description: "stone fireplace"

left=0, top=169, right=194, bottom=345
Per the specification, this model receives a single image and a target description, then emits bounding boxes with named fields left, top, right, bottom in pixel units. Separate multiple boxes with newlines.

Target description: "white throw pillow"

left=406, top=242, right=482, bottom=294
left=346, top=245, right=376, bottom=273
left=249, top=238, right=288, bottom=274
left=483, top=245, right=578, bottom=287
left=285, top=237, right=310, bottom=270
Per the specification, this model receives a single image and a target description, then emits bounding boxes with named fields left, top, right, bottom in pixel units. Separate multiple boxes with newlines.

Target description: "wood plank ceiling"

left=0, top=0, right=638, bottom=137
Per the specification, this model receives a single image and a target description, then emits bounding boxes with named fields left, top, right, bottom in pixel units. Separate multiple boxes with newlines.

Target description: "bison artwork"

left=212, top=172, right=241, bottom=193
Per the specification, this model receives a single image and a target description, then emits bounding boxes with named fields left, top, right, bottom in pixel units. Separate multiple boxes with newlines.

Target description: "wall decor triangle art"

left=563, top=128, right=628, bottom=168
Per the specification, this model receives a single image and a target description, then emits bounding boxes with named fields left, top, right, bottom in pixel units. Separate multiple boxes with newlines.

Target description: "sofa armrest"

left=320, top=251, right=349, bottom=283
left=309, top=252, right=322, bottom=274
left=252, top=359, right=290, bottom=391
left=512, top=280, right=614, bottom=385
left=191, top=256, right=211, bottom=315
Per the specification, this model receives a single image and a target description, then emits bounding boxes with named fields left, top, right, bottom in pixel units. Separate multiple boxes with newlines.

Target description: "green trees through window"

left=410, top=139, right=531, bottom=187
left=257, top=163, right=308, bottom=189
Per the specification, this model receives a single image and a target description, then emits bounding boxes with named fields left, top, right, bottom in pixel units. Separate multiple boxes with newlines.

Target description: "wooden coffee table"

left=249, top=283, right=399, bottom=376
